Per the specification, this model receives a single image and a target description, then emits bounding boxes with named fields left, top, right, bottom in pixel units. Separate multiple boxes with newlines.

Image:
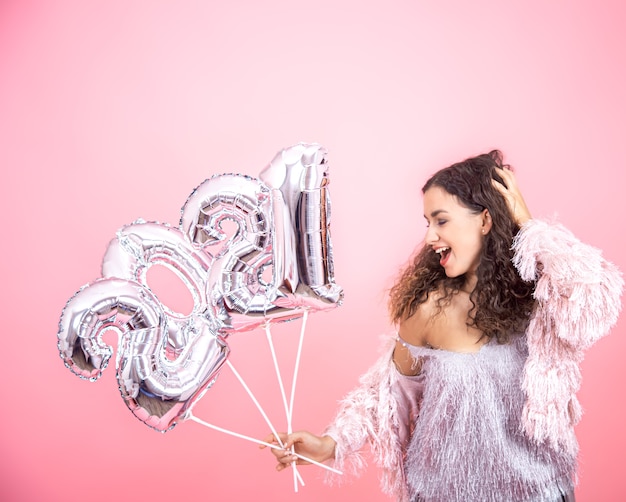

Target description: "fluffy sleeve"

left=323, top=336, right=425, bottom=501
left=512, top=219, right=623, bottom=455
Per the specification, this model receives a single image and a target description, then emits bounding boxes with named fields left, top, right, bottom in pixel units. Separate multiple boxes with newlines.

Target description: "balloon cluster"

left=57, top=143, right=343, bottom=432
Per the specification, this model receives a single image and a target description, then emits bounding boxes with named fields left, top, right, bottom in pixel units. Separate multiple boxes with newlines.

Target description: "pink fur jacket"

left=324, top=219, right=623, bottom=500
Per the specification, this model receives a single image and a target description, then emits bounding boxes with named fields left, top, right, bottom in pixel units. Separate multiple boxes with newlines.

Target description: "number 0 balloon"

left=57, top=143, right=343, bottom=432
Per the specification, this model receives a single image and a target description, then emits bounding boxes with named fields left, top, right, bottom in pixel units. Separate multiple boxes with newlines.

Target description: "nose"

left=425, top=225, right=439, bottom=246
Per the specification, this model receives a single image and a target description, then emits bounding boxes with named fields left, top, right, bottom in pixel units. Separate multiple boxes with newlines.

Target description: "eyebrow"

left=424, top=209, right=449, bottom=219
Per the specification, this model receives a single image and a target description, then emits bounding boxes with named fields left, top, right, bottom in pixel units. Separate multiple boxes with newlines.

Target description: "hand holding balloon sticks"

left=57, top=143, right=343, bottom=487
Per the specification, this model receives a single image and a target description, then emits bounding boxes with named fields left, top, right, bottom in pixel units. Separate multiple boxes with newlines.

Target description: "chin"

left=443, top=267, right=466, bottom=279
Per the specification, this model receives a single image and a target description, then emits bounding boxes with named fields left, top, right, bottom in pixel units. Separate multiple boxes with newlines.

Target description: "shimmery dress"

left=398, top=337, right=575, bottom=501
left=323, top=220, right=623, bottom=502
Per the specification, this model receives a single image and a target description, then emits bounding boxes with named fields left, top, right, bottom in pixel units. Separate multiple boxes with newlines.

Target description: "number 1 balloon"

left=57, top=143, right=343, bottom=432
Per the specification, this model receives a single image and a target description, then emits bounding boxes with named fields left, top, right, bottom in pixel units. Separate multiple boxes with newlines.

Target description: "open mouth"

left=435, top=247, right=451, bottom=265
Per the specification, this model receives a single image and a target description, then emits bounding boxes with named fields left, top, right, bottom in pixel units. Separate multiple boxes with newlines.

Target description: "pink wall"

left=1, top=1, right=625, bottom=500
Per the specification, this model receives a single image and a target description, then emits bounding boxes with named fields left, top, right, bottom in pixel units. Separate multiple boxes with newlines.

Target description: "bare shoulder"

left=394, top=294, right=439, bottom=376
left=397, top=291, right=440, bottom=346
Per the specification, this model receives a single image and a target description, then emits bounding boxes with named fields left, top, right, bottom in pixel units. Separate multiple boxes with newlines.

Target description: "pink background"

left=1, top=1, right=625, bottom=500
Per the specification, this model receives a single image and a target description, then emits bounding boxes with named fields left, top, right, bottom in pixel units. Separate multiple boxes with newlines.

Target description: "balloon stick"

left=186, top=413, right=342, bottom=475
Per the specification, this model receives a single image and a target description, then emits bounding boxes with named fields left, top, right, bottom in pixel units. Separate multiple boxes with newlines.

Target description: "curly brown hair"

left=388, top=150, right=535, bottom=343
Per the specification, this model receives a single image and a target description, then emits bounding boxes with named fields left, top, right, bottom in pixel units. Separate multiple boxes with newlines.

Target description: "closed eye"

left=425, top=219, right=447, bottom=228
left=424, top=209, right=450, bottom=227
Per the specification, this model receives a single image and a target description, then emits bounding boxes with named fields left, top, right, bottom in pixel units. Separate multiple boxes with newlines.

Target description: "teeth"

left=435, top=247, right=450, bottom=254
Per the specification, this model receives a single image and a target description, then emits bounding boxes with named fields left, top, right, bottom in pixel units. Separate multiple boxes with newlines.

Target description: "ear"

left=480, top=209, right=493, bottom=235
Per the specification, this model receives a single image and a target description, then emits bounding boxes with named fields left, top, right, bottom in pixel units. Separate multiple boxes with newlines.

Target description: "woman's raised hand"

left=492, top=166, right=532, bottom=226
left=260, top=431, right=336, bottom=471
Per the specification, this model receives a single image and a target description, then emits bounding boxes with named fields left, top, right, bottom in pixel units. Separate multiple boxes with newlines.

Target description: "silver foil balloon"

left=57, top=278, right=229, bottom=431
left=259, top=143, right=342, bottom=305
left=180, top=173, right=275, bottom=330
left=102, top=221, right=213, bottom=310
left=117, top=315, right=228, bottom=431
left=58, top=278, right=163, bottom=381
left=180, top=143, right=344, bottom=333
left=57, top=142, right=342, bottom=431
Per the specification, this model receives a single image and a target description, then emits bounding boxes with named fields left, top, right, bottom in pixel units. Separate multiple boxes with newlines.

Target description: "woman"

left=262, top=151, right=623, bottom=501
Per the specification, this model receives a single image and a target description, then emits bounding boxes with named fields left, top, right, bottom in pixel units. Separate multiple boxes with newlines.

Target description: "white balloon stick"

left=225, top=359, right=305, bottom=487
left=289, top=309, right=308, bottom=431
left=186, top=413, right=342, bottom=475
left=263, top=321, right=301, bottom=491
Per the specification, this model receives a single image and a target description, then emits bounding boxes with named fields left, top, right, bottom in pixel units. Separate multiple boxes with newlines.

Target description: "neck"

left=462, top=274, right=478, bottom=294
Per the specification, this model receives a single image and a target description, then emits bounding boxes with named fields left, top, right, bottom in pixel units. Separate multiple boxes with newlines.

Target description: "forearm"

left=514, top=219, right=623, bottom=451
left=513, top=219, right=623, bottom=347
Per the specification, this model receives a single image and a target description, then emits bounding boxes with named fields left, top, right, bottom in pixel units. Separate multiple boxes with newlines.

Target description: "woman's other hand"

left=492, top=166, right=532, bottom=226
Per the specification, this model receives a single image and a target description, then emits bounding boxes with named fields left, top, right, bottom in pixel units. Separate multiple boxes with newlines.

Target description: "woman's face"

left=422, top=186, right=491, bottom=284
